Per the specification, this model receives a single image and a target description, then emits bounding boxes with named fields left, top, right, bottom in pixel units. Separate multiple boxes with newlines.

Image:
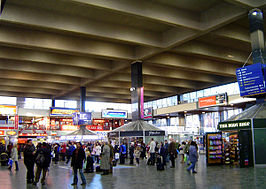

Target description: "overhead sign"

left=61, top=125, right=77, bottom=131
left=73, top=112, right=91, bottom=125
left=144, top=107, right=153, bottom=119
left=198, top=94, right=227, bottom=108
left=50, top=107, right=78, bottom=116
left=236, top=63, right=266, bottom=97
left=0, top=130, right=4, bottom=135
left=102, top=110, right=127, bottom=119
left=218, top=120, right=251, bottom=130
left=86, top=125, right=103, bottom=131
left=0, top=105, right=16, bottom=115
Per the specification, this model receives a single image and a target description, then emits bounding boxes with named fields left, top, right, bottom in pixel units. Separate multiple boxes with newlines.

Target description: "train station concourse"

left=0, top=0, right=265, bottom=189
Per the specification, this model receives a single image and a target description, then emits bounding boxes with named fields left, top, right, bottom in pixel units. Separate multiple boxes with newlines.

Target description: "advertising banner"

left=73, top=112, right=91, bottom=125
left=86, top=125, right=103, bottom=131
left=218, top=119, right=251, bottom=130
left=0, top=105, right=16, bottom=115
left=50, top=107, right=78, bottom=116
left=14, top=115, right=19, bottom=130
left=236, top=63, right=266, bottom=97
left=144, top=107, right=153, bottom=119
left=198, top=93, right=227, bottom=108
left=145, top=130, right=165, bottom=136
left=0, top=130, right=4, bottom=135
left=102, top=110, right=127, bottom=119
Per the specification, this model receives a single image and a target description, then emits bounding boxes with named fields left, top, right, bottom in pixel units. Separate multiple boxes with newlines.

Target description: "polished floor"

left=0, top=156, right=265, bottom=189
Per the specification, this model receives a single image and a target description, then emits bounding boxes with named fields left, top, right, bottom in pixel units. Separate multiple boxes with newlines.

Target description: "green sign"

left=218, top=119, right=251, bottom=130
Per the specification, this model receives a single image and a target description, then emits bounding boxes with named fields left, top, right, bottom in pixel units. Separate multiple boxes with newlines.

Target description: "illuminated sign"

left=102, top=110, right=127, bottom=119
left=6, top=131, right=17, bottom=136
left=86, top=125, right=103, bottom=131
left=0, top=130, right=4, bottom=135
left=218, top=120, right=251, bottom=130
left=19, top=133, right=47, bottom=137
left=236, top=63, right=266, bottom=97
left=73, top=112, right=91, bottom=125
left=50, top=107, right=78, bottom=116
left=198, top=94, right=227, bottom=108
left=61, top=125, right=77, bottom=131
left=0, top=105, right=16, bottom=115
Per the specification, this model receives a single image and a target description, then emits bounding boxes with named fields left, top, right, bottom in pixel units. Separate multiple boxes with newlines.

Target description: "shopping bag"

left=83, top=160, right=87, bottom=169
left=115, top=153, right=119, bottom=160
left=8, top=159, right=13, bottom=166
left=184, top=155, right=187, bottom=162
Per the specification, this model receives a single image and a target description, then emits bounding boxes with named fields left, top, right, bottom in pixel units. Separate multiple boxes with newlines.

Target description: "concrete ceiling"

left=0, top=0, right=265, bottom=103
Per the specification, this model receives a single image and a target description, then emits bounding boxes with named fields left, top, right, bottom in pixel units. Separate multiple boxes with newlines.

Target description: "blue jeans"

left=187, top=161, right=196, bottom=172
left=73, top=167, right=86, bottom=184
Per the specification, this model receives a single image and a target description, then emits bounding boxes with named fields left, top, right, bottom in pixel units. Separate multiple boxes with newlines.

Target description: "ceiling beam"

left=142, top=64, right=226, bottom=83
left=0, top=70, right=82, bottom=85
left=70, top=0, right=201, bottom=30
left=0, top=91, right=52, bottom=99
left=147, top=53, right=239, bottom=77
left=225, top=0, right=266, bottom=8
left=2, top=3, right=162, bottom=47
left=0, top=85, right=60, bottom=95
left=0, top=25, right=135, bottom=60
left=0, top=78, right=72, bottom=91
left=172, top=41, right=252, bottom=65
left=0, top=58, right=94, bottom=78
left=0, top=46, right=112, bottom=71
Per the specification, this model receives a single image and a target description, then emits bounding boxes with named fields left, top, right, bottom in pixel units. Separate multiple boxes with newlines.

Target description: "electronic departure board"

left=236, top=63, right=266, bottom=97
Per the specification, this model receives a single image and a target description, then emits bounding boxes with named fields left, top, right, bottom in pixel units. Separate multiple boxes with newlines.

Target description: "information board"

left=102, top=110, right=127, bottom=119
left=73, top=112, right=91, bottom=125
left=236, top=63, right=266, bottom=97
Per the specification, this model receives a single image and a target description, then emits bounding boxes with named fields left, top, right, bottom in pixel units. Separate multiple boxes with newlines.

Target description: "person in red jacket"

left=60, top=143, right=67, bottom=161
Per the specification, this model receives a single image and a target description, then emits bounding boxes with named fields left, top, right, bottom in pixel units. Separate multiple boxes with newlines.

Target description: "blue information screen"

left=73, top=112, right=91, bottom=125
left=236, top=63, right=266, bottom=97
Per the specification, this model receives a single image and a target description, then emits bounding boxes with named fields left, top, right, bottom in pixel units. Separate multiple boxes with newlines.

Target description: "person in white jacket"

left=149, top=138, right=156, bottom=165
left=95, top=143, right=102, bottom=164
left=8, top=143, right=19, bottom=171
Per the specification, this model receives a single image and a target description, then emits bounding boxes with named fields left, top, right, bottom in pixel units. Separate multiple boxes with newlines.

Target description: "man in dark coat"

left=168, top=139, right=177, bottom=168
left=33, top=142, right=51, bottom=186
left=23, top=139, right=36, bottom=184
left=129, top=142, right=134, bottom=165
left=71, top=142, right=86, bottom=185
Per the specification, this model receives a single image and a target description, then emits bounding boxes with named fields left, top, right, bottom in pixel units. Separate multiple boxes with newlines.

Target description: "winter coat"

left=168, top=142, right=177, bottom=157
left=100, top=145, right=110, bottom=170
left=11, top=147, right=18, bottom=161
left=71, top=147, right=85, bottom=169
left=67, top=145, right=75, bottom=156
left=160, top=145, right=168, bottom=158
left=188, top=145, right=198, bottom=163
left=23, top=144, right=35, bottom=165
left=35, top=146, right=51, bottom=168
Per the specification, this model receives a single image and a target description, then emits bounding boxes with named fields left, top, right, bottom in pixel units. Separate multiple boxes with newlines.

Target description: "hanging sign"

left=102, top=110, right=127, bottom=119
left=218, top=120, right=251, bottom=130
left=50, top=107, right=78, bottom=116
left=236, top=63, right=266, bottom=97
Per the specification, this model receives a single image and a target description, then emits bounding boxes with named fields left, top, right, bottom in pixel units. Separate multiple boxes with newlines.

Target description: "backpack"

left=36, top=151, right=45, bottom=166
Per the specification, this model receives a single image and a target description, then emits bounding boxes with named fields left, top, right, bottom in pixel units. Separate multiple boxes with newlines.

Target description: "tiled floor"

left=0, top=155, right=265, bottom=189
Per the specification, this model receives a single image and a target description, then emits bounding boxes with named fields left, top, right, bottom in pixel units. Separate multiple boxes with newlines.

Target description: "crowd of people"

left=0, top=138, right=199, bottom=186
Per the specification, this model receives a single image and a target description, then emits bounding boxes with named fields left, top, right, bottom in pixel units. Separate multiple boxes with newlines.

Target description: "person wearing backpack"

left=33, top=142, right=51, bottom=186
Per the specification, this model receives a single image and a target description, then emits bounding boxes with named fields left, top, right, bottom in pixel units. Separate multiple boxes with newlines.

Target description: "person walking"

left=187, top=141, right=198, bottom=173
left=66, top=142, right=75, bottom=164
left=168, top=138, right=177, bottom=168
left=179, top=142, right=186, bottom=163
left=33, top=143, right=51, bottom=186
left=71, top=142, right=86, bottom=185
left=8, top=143, right=19, bottom=171
left=129, top=142, right=135, bottom=165
left=108, top=141, right=114, bottom=173
left=149, top=138, right=156, bottom=165
left=119, top=142, right=126, bottom=165
left=100, top=142, right=110, bottom=175
left=95, top=143, right=101, bottom=164
left=23, top=139, right=36, bottom=184
left=134, top=145, right=141, bottom=166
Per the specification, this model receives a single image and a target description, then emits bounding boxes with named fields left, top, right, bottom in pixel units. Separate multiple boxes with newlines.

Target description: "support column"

left=52, top=99, right=55, bottom=107
left=16, top=97, right=25, bottom=108
left=199, top=114, right=204, bottom=135
left=131, top=61, right=144, bottom=121
left=80, top=87, right=86, bottom=112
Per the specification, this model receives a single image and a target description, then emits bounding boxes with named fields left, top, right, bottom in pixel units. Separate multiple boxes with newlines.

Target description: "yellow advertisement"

left=0, top=105, right=17, bottom=115
left=50, top=108, right=78, bottom=116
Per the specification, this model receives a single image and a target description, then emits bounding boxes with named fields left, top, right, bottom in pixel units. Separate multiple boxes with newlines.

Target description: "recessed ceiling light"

left=202, top=112, right=205, bottom=114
